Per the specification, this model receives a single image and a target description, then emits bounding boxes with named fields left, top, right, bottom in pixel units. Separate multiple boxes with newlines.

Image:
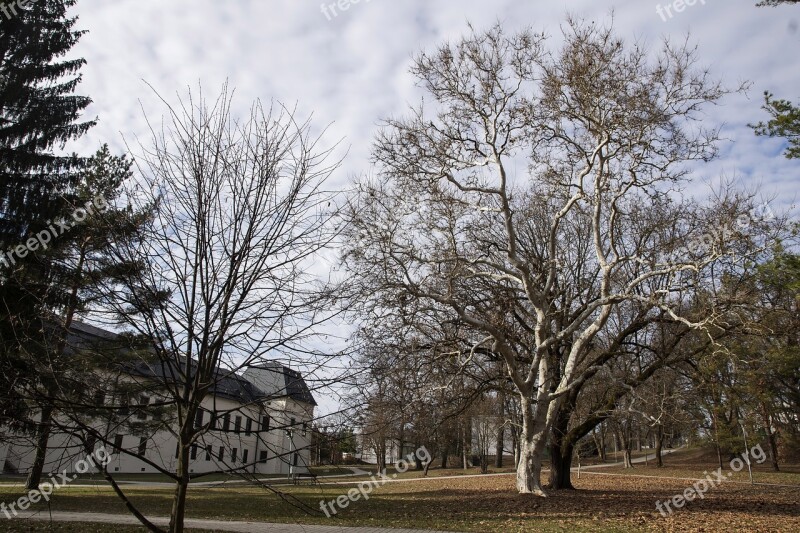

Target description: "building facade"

left=0, top=323, right=316, bottom=478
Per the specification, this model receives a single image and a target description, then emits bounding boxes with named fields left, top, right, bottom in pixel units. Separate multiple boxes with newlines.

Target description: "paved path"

left=13, top=511, right=452, bottom=533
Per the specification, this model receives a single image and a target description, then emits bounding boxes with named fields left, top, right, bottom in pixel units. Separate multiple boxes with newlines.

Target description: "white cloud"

left=65, top=0, right=800, bottom=414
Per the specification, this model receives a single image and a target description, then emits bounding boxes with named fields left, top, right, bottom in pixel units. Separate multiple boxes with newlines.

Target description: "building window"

left=138, top=437, right=147, bottom=456
left=136, top=396, right=150, bottom=420
left=234, top=416, right=242, bottom=433
left=194, top=409, right=204, bottom=429
left=290, top=417, right=296, bottom=427
left=222, top=414, right=230, bottom=432
left=93, top=390, right=105, bottom=406
left=205, top=446, right=212, bottom=461
left=231, top=448, right=238, bottom=463
left=218, top=446, right=224, bottom=461
left=261, top=415, right=270, bottom=432
left=302, top=422, right=307, bottom=437
left=190, top=444, right=197, bottom=460
left=259, top=451, right=268, bottom=464
left=245, top=418, right=252, bottom=436
left=113, top=434, right=124, bottom=452
left=85, top=435, right=97, bottom=454
left=119, top=396, right=130, bottom=416
left=242, top=449, right=249, bottom=464
left=293, top=453, right=298, bottom=466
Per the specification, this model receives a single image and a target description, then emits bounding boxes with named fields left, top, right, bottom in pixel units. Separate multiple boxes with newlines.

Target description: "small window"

left=137, top=396, right=150, bottom=420
left=85, top=435, right=97, bottom=454
left=138, top=437, right=147, bottom=456
left=194, top=409, right=204, bottom=429
left=113, top=434, right=124, bottom=452
left=205, top=446, right=212, bottom=461
left=292, top=453, right=298, bottom=466
left=190, top=444, right=197, bottom=460
left=119, top=396, right=130, bottom=415
left=222, top=414, right=230, bottom=432
left=290, top=417, right=296, bottom=427
left=242, top=449, right=249, bottom=464
left=261, top=415, right=270, bottom=432
left=231, top=448, right=238, bottom=462
left=234, top=416, right=242, bottom=433
left=259, top=450, right=268, bottom=464
left=218, top=446, right=224, bottom=461
left=245, top=418, right=252, bottom=436
left=302, top=422, right=307, bottom=437
left=93, top=390, right=105, bottom=406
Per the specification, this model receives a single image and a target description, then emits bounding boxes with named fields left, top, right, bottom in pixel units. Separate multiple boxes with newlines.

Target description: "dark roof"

left=281, top=367, right=317, bottom=406
left=67, top=321, right=314, bottom=406
left=128, top=359, right=268, bottom=405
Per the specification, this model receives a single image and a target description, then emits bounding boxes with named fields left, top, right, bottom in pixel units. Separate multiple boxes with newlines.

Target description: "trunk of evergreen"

left=25, top=402, right=54, bottom=490
left=762, top=407, right=780, bottom=472
left=26, top=255, right=83, bottom=491
left=440, top=449, right=448, bottom=469
left=767, top=429, right=780, bottom=472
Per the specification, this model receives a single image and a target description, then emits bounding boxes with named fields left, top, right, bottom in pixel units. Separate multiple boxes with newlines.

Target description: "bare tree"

left=342, top=20, right=756, bottom=496
left=86, top=85, right=342, bottom=532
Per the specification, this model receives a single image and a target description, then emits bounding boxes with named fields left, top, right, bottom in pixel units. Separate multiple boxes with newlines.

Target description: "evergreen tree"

left=751, top=92, right=800, bottom=159
left=0, top=0, right=94, bottom=444
left=0, top=0, right=95, bottom=247
left=8, top=145, right=153, bottom=489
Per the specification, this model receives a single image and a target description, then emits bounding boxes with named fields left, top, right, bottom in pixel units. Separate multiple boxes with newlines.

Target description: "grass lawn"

left=0, top=458, right=798, bottom=533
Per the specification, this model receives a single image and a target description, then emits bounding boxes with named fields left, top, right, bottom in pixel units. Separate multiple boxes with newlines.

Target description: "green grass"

left=1, top=458, right=797, bottom=532
left=0, top=481, right=633, bottom=532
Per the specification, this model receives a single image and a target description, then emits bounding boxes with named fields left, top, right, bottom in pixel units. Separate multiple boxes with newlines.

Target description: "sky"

left=63, top=0, right=800, bottom=415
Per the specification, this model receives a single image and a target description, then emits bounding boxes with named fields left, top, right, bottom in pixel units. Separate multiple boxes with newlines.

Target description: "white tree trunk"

left=515, top=397, right=550, bottom=496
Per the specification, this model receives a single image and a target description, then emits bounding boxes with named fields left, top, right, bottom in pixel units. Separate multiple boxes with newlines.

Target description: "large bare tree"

left=342, top=20, right=761, bottom=496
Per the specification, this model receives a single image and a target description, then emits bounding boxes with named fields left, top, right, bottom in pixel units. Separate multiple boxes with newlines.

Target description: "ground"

left=0, top=450, right=797, bottom=532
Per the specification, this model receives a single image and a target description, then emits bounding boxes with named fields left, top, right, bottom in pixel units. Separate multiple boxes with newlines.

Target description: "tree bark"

left=762, top=407, right=780, bottom=472
left=593, top=424, right=607, bottom=463
left=461, top=422, right=469, bottom=470
left=548, top=408, right=575, bottom=490
left=495, top=389, right=505, bottom=468
left=654, top=425, right=665, bottom=468
left=169, top=434, right=191, bottom=533
left=515, top=397, right=549, bottom=496
left=622, top=448, right=633, bottom=469
left=495, top=424, right=505, bottom=468
left=548, top=440, right=575, bottom=490
left=25, top=402, right=54, bottom=490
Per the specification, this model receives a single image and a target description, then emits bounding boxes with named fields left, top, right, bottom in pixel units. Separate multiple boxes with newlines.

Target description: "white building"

left=1, top=322, right=316, bottom=478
